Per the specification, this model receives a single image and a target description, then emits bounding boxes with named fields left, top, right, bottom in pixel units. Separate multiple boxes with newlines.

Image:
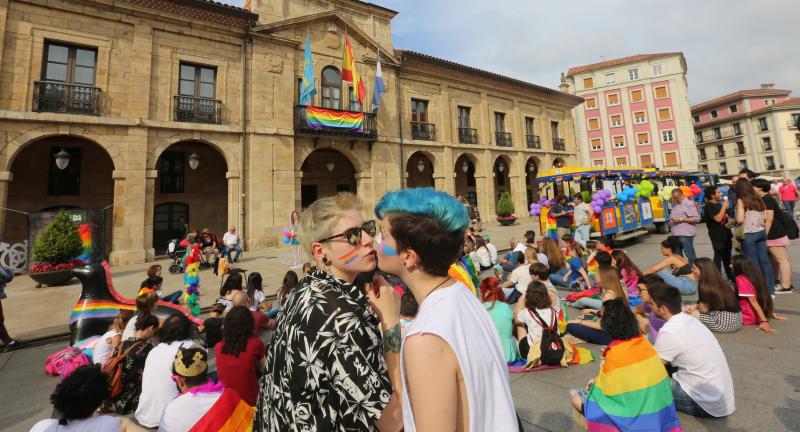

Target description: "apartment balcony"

left=293, top=105, right=377, bottom=140
left=763, top=143, right=773, bottom=152
left=411, top=122, right=436, bottom=141
left=526, top=134, right=541, bottom=149
left=736, top=148, right=746, bottom=155
left=32, top=81, right=100, bottom=116
left=553, top=138, right=566, bottom=151
left=716, top=151, right=726, bottom=158
left=175, top=96, right=221, bottom=124
left=699, top=128, right=743, bottom=143
left=458, top=127, right=478, bottom=144
left=495, top=132, right=512, bottom=147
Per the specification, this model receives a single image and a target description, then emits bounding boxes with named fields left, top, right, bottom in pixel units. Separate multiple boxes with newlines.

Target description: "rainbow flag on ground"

left=189, top=388, right=254, bottom=432
left=306, top=106, right=365, bottom=131
left=585, top=336, right=682, bottom=431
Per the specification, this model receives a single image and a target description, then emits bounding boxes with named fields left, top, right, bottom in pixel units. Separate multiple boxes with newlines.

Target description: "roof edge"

left=566, top=52, right=683, bottom=77
left=691, top=89, right=793, bottom=112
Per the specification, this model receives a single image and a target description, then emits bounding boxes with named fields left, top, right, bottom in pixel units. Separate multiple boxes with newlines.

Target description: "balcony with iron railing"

left=411, top=122, right=436, bottom=141
left=32, top=81, right=100, bottom=116
left=458, top=127, right=478, bottom=144
left=553, top=138, right=566, bottom=151
left=526, top=134, right=541, bottom=149
left=293, top=105, right=377, bottom=140
left=175, top=96, right=222, bottom=124
left=495, top=132, right=512, bottom=147
left=698, top=127, right=743, bottom=143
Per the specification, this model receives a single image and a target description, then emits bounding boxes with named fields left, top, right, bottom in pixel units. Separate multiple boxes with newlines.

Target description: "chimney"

left=559, top=73, right=569, bottom=93
left=760, top=83, right=775, bottom=89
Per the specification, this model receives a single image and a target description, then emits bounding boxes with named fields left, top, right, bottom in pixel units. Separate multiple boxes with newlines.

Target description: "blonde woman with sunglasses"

left=256, top=193, right=402, bottom=432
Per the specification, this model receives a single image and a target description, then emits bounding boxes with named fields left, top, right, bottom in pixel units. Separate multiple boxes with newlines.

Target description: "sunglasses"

left=318, top=220, right=377, bottom=247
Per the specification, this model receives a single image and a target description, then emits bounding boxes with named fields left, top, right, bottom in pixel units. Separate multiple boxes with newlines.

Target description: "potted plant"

left=29, top=210, right=84, bottom=287
left=495, top=192, right=517, bottom=226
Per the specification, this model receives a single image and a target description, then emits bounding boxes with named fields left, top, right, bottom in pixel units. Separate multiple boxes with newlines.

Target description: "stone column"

left=143, top=169, right=157, bottom=261
left=475, top=174, right=490, bottom=224
left=0, top=171, right=11, bottom=240
left=356, top=172, right=374, bottom=211
left=109, top=170, right=147, bottom=265
left=226, top=170, right=241, bottom=241
left=433, top=174, right=447, bottom=191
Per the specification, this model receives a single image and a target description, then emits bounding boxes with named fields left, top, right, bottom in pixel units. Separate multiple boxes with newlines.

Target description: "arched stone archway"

left=152, top=140, right=228, bottom=252
left=406, top=151, right=435, bottom=188
left=300, top=149, right=357, bottom=208
left=4, top=136, right=114, bottom=254
left=3, top=129, right=121, bottom=172
left=525, top=156, right=541, bottom=208
left=454, top=154, right=479, bottom=207
left=493, top=155, right=513, bottom=212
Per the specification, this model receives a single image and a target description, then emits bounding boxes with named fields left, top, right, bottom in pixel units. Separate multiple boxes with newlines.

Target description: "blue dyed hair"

left=375, top=188, right=469, bottom=233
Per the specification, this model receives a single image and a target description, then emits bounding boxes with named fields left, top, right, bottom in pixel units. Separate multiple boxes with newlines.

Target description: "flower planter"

left=496, top=216, right=518, bottom=226
left=29, top=269, right=74, bottom=287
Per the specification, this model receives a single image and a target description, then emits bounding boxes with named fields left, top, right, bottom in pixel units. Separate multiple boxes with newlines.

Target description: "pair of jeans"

left=655, top=268, right=698, bottom=295
left=569, top=297, right=603, bottom=310
left=711, top=239, right=734, bottom=280
left=783, top=200, right=795, bottom=217
left=549, top=269, right=569, bottom=288
left=742, top=230, right=775, bottom=294
left=675, top=235, right=697, bottom=262
left=223, top=244, right=242, bottom=262
left=566, top=322, right=612, bottom=345
left=573, top=224, right=591, bottom=247
left=161, top=290, right=183, bottom=304
left=670, top=378, right=713, bottom=417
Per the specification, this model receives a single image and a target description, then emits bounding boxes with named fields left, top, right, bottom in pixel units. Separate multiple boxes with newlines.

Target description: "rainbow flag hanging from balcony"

left=306, top=106, right=365, bottom=132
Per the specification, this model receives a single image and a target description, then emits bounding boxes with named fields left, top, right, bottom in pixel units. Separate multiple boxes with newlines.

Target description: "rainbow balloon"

left=306, top=106, right=365, bottom=132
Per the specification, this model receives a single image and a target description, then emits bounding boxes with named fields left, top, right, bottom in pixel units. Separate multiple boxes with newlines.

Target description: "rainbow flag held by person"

left=189, top=388, right=254, bottom=432
left=585, top=336, right=682, bottom=432
left=542, top=207, right=558, bottom=239
left=448, top=263, right=477, bottom=296
left=306, top=106, right=365, bottom=131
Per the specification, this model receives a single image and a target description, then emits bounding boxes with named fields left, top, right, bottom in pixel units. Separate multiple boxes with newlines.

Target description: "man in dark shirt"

left=703, top=186, right=733, bottom=280
left=550, top=194, right=572, bottom=244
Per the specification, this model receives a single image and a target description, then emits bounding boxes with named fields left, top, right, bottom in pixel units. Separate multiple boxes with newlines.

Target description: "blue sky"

left=219, top=0, right=799, bottom=104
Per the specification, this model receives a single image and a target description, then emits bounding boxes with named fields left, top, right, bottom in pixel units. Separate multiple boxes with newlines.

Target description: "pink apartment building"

left=564, top=53, right=696, bottom=170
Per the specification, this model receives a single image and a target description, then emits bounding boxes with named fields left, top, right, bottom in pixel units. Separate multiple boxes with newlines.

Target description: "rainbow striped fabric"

left=542, top=207, right=558, bottom=239
left=75, top=224, right=93, bottom=263
left=448, top=263, right=477, bottom=296
left=585, top=336, right=682, bottom=431
left=189, top=388, right=254, bottom=432
left=306, top=106, right=364, bottom=131
left=69, top=299, right=135, bottom=325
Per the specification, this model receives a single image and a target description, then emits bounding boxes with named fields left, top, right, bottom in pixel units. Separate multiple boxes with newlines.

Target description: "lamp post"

left=417, top=159, right=425, bottom=172
left=461, top=161, right=469, bottom=173
left=188, top=153, right=200, bottom=170
left=54, top=148, right=71, bottom=170
left=326, top=161, right=335, bottom=172
left=498, top=162, right=505, bottom=173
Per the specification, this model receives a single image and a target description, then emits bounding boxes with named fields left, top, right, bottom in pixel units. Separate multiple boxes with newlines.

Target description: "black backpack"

left=529, top=308, right=565, bottom=366
left=781, top=211, right=799, bottom=240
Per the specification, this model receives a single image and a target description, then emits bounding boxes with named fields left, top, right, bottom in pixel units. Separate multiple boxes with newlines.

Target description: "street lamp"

left=498, top=162, right=505, bottom=173
left=54, top=148, right=71, bottom=170
left=188, top=153, right=200, bottom=170
left=527, top=163, right=535, bottom=173
left=417, top=160, right=425, bottom=172
left=326, top=161, right=335, bottom=172
left=461, top=161, right=469, bottom=173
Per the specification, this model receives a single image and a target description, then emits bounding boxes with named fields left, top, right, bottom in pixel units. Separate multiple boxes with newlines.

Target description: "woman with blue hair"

left=374, top=187, right=519, bottom=432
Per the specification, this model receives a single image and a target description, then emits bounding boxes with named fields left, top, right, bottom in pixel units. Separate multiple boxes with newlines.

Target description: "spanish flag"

left=342, top=36, right=366, bottom=106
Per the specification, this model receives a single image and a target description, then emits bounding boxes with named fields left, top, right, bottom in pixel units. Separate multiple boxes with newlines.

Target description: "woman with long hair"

left=643, top=236, right=697, bottom=295
left=216, top=272, right=243, bottom=312
left=611, top=250, right=641, bottom=304
left=541, top=237, right=565, bottom=275
left=474, top=237, right=493, bottom=271
left=683, top=258, right=742, bottom=333
left=215, top=305, right=265, bottom=406
left=549, top=241, right=591, bottom=290
left=479, top=277, right=519, bottom=362
left=734, top=178, right=775, bottom=295
left=732, top=255, right=783, bottom=333
left=93, top=309, right=133, bottom=365
left=246, top=272, right=266, bottom=312
left=276, top=270, right=299, bottom=306
left=513, top=281, right=558, bottom=359
left=569, top=265, right=629, bottom=311
left=752, top=178, right=794, bottom=294
left=121, top=292, right=158, bottom=340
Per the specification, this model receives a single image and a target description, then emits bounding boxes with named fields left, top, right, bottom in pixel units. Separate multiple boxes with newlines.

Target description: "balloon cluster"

left=529, top=197, right=557, bottom=216
left=589, top=189, right=612, bottom=214
left=281, top=227, right=299, bottom=245
left=658, top=185, right=677, bottom=200
left=637, top=180, right=655, bottom=198
left=615, top=186, right=640, bottom=203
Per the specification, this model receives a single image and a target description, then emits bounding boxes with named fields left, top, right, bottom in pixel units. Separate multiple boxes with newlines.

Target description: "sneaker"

left=1, top=340, right=20, bottom=353
left=775, top=286, right=795, bottom=295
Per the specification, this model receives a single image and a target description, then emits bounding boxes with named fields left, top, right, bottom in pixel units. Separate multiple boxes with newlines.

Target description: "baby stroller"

left=167, top=239, right=185, bottom=274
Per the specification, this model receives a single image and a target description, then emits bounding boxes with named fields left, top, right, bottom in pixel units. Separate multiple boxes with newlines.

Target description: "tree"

left=496, top=192, right=515, bottom=217
left=31, top=210, right=82, bottom=264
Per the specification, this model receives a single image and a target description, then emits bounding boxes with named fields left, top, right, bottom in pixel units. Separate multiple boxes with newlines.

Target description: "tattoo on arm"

left=383, top=323, right=402, bottom=353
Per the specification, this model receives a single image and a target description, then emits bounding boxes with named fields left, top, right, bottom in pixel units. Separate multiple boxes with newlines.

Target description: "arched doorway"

left=493, top=156, right=512, bottom=212
left=154, top=141, right=227, bottom=252
left=4, top=136, right=114, bottom=253
left=301, top=149, right=356, bottom=208
left=525, top=157, right=540, bottom=208
left=454, top=154, right=478, bottom=207
left=406, top=152, right=434, bottom=188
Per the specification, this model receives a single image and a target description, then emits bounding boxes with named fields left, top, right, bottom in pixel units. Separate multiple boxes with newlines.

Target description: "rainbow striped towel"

left=306, top=106, right=364, bottom=131
left=585, top=336, right=682, bottom=431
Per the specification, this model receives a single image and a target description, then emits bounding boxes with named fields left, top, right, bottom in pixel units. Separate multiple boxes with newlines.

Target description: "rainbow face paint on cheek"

left=379, top=241, right=398, bottom=257
left=338, top=248, right=360, bottom=265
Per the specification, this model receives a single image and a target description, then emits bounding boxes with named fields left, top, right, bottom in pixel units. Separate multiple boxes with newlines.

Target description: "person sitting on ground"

left=93, top=310, right=132, bottom=366
left=216, top=272, right=243, bottom=313
left=138, top=270, right=183, bottom=305
left=632, top=275, right=668, bottom=342
left=480, top=277, right=519, bottom=363
left=275, top=270, right=299, bottom=308
left=399, top=290, right=419, bottom=339
left=215, top=305, right=266, bottom=407
left=643, top=236, right=697, bottom=295
left=523, top=230, right=549, bottom=267
left=202, top=303, right=226, bottom=351
left=230, top=291, right=275, bottom=345
left=473, top=237, right=494, bottom=271
left=651, top=284, right=736, bottom=418
left=499, top=237, right=528, bottom=270
left=484, top=236, right=499, bottom=265
left=682, top=257, right=742, bottom=333
left=136, top=314, right=195, bottom=428
left=564, top=266, right=628, bottom=346
left=610, top=250, right=642, bottom=307
left=514, top=281, right=559, bottom=360
left=501, top=251, right=530, bottom=303
left=375, top=188, right=518, bottom=431
left=560, top=233, right=575, bottom=258
left=732, top=254, right=784, bottom=333
left=159, top=345, right=254, bottom=431
left=104, top=314, right=159, bottom=415
left=121, top=292, right=159, bottom=341
left=569, top=266, right=628, bottom=311
left=222, top=226, right=242, bottom=263
left=31, top=365, right=146, bottom=432
left=246, top=272, right=267, bottom=312
left=541, top=237, right=565, bottom=276
left=570, top=299, right=681, bottom=431
left=550, top=241, right=592, bottom=290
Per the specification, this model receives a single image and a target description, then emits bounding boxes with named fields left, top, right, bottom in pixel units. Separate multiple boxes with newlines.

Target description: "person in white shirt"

left=650, top=283, right=735, bottom=418
left=135, top=314, right=194, bottom=428
left=513, top=281, right=558, bottom=359
left=375, top=188, right=519, bottom=432
left=484, top=237, right=499, bottom=265
left=474, top=237, right=493, bottom=271
left=93, top=310, right=132, bottom=365
left=572, top=193, right=593, bottom=247
left=222, top=226, right=242, bottom=263
left=501, top=251, right=531, bottom=303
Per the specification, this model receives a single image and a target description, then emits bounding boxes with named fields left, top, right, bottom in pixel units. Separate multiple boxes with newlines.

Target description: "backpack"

left=530, top=308, right=565, bottom=366
left=101, top=340, right=144, bottom=398
left=781, top=211, right=799, bottom=240
left=45, top=346, right=90, bottom=379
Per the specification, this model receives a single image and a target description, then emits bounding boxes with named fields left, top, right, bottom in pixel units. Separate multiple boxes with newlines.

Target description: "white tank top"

left=401, top=281, right=518, bottom=431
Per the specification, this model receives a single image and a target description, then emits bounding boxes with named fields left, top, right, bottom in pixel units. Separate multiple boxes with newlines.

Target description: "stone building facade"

left=0, top=0, right=582, bottom=265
